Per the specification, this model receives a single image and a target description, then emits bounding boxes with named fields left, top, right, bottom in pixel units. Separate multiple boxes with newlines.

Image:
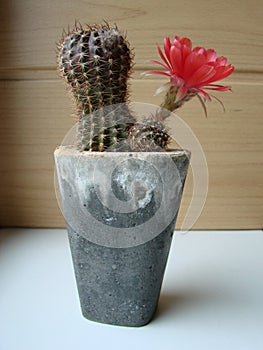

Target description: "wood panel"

left=0, top=73, right=262, bottom=229
left=0, top=0, right=262, bottom=229
left=0, top=0, right=262, bottom=71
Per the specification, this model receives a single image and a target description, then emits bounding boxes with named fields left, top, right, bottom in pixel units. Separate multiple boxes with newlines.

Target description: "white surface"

left=0, top=228, right=263, bottom=350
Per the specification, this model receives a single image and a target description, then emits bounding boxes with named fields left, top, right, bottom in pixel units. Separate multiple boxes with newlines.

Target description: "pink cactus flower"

left=145, top=36, right=234, bottom=114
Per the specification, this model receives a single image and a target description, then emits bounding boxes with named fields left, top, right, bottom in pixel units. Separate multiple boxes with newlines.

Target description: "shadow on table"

left=154, top=287, right=225, bottom=322
left=155, top=292, right=197, bottom=319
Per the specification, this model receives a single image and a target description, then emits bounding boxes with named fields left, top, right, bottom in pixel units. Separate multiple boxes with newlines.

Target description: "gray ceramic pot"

left=54, top=146, right=190, bottom=327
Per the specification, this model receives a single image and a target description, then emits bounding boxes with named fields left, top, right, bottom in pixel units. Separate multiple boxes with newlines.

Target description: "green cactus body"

left=128, top=118, right=170, bottom=152
left=78, top=104, right=133, bottom=151
left=57, top=23, right=134, bottom=151
left=57, top=22, right=172, bottom=152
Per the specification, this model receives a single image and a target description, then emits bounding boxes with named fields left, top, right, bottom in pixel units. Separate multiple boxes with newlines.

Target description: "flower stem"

left=156, top=85, right=196, bottom=121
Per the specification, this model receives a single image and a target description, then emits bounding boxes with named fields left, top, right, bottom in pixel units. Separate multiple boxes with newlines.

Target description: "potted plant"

left=54, top=23, right=234, bottom=327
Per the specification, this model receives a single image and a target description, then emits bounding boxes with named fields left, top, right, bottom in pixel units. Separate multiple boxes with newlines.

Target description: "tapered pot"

left=54, top=146, right=190, bottom=327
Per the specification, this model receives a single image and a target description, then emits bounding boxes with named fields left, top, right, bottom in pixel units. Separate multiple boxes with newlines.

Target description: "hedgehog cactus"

left=57, top=22, right=170, bottom=152
left=57, top=23, right=135, bottom=151
left=128, top=118, right=170, bottom=151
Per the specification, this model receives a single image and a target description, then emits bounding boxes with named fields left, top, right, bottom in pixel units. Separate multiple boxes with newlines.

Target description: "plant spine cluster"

left=57, top=23, right=170, bottom=151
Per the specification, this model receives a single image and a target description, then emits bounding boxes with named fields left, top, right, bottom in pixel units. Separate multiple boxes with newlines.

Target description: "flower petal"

left=183, top=52, right=207, bottom=80
left=142, top=70, right=172, bottom=77
left=150, top=59, right=170, bottom=71
left=206, top=64, right=234, bottom=83
left=164, top=37, right=171, bottom=61
left=154, top=82, right=171, bottom=95
left=204, top=85, right=232, bottom=91
left=187, top=64, right=216, bottom=87
left=181, top=39, right=192, bottom=63
left=193, top=46, right=205, bottom=55
left=157, top=44, right=171, bottom=70
left=196, top=87, right=212, bottom=100
left=206, top=49, right=217, bottom=62
left=170, top=45, right=183, bottom=74
left=216, top=56, right=228, bottom=66
left=180, top=37, right=192, bottom=50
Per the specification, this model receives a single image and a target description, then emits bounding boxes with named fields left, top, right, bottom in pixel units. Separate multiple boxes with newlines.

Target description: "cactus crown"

left=57, top=23, right=170, bottom=152
left=57, top=23, right=133, bottom=109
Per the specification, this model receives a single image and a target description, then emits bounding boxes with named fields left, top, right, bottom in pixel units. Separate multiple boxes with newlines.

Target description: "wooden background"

left=0, top=0, right=262, bottom=229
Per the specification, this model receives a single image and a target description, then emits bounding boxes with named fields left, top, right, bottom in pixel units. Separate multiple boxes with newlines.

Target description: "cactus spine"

left=57, top=23, right=134, bottom=151
left=128, top=118, right=170, bottom=151
left=57, top=22, right=170, bottom=152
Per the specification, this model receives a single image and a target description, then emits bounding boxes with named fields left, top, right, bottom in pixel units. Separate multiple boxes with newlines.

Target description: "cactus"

left=57, top=23, right=135, bottom=151
left=57, top=22, right=170, bottom=152
left=128, top=118, right=170, bottom=151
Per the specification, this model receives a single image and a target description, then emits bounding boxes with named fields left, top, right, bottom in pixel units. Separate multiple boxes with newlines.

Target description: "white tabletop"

left=0, top=228, right=263, bottom=350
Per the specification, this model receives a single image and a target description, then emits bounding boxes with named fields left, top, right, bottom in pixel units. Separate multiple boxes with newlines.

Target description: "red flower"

left=146, top=36, right=234, bottom=111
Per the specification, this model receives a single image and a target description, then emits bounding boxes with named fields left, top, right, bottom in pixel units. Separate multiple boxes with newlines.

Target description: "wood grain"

left=0, top=0, right=262, bottom=229
left=0, top=74, right=262, bottom=229
left=0, top=0, right=262, bottom=71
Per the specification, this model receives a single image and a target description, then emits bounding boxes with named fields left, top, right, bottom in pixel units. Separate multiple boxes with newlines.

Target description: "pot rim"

left=54, top=145, right=191, bottom=158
